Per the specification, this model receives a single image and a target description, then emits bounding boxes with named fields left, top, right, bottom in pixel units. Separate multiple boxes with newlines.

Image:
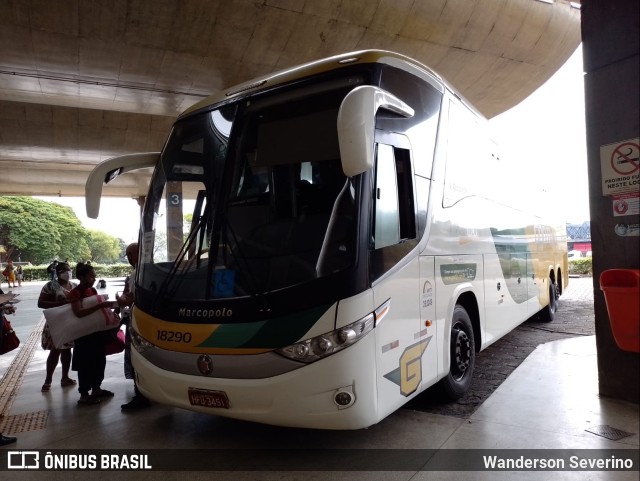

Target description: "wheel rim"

left=451, top=324, right=471, bottom=381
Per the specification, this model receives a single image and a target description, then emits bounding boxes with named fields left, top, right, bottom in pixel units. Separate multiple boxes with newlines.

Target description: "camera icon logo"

left=7, top=451, right=40, bottom=469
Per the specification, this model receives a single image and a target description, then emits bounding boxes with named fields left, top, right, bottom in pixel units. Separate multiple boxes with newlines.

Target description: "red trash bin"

left=600, top=269, right=640, bottom=353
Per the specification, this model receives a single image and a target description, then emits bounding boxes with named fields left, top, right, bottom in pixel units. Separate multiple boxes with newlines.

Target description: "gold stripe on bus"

left=132, top=307, right=272, bottom=355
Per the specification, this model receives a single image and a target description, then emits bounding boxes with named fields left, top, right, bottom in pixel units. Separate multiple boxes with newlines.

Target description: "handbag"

left=1, top=316, right=20, bottom=354
left=105, top=328, right=125, bottom=356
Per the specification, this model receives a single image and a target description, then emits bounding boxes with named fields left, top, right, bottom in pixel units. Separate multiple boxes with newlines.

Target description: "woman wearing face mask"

left=38, top=262, right=78, bottom=392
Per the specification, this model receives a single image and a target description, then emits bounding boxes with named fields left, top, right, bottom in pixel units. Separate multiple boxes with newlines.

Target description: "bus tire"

left=437, top=305, right=475, bottom=400
left=540, top=281, right=557, bottom=323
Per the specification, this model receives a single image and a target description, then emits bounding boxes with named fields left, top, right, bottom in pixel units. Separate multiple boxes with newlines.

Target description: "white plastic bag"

left=43, top=295, right=119, bottom=348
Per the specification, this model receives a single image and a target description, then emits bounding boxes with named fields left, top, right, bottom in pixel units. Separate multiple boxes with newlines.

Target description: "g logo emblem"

left=399, top=339, right=430, bottom=396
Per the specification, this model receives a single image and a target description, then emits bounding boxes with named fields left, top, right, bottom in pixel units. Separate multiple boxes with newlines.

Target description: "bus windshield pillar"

left=166, top=181, right=185, bottom=260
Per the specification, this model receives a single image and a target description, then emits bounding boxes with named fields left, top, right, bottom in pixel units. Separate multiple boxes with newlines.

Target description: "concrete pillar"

left=582, top=0, right=639, bottom=402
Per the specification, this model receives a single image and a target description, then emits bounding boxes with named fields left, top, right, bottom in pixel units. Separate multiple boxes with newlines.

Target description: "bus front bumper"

left=131, top=334, right=379, bottom=430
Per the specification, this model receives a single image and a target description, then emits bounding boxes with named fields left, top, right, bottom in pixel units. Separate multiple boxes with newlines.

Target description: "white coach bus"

left=86, top=50, right=568, bottom=429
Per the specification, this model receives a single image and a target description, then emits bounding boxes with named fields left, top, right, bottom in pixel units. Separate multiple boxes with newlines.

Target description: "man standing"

left=47, top=260, right=58, bottom=281
left=119, top=243, right=150, bottom=411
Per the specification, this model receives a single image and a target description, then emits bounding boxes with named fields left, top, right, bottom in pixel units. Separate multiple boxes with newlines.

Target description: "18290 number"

left=156, top=330, right=192, bottom=343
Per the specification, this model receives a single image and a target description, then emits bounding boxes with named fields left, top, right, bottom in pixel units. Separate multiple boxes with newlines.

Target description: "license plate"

left=188, top=388, right=230, bottom=409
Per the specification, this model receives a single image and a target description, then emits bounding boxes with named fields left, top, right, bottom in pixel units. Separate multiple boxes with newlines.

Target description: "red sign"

left=611, top=141, right=640, bottom=176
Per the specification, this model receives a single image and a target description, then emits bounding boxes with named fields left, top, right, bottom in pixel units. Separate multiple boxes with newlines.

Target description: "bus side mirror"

left=337, top=86, right=414, bottom=177
left=85, top=152, right=160, bottom=218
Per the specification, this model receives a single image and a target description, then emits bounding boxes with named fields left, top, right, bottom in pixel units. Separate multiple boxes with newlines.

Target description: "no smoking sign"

left=601, top=138, right=640, bottom=196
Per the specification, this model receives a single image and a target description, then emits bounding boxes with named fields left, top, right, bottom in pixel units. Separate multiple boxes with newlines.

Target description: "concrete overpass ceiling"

left=0, top=0, right=581, bottom=199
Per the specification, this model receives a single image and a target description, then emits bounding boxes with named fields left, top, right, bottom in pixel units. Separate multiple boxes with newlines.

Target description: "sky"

left=35, top=196, right=143, bottom=244
left=37, top=45, right=589, bottom=240
left=489, top=45, right=588, bottom=223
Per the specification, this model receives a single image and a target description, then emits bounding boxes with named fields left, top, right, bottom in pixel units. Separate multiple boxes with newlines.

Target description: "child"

left=69, top=262, right=118, bottom=405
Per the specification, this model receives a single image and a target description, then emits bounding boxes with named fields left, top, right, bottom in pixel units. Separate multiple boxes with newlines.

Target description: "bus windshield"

left=139, top=77, right=362, bottom=302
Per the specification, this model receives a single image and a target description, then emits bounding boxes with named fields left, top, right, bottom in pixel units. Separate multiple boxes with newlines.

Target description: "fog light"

left=333, top=387, right=355, bottom=409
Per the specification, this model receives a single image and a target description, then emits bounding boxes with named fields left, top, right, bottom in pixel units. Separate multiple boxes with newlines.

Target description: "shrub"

left=20, top=263, right=133, bottom=282
left=569, top=257, right=593, bottom=276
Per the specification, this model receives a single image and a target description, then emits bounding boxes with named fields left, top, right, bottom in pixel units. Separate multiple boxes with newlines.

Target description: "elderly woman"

left=37, top=262, right=78, bottom=392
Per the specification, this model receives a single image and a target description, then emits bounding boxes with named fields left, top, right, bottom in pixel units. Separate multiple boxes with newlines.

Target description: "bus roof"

left=179, top=50, right=448, bottom=119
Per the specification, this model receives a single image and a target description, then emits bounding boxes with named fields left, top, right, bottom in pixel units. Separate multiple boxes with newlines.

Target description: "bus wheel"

left=438, top=305, right=475, bottom=400
left=555, top=275, right=562, bottom=298
left=540, top=282, right=557, bottom=323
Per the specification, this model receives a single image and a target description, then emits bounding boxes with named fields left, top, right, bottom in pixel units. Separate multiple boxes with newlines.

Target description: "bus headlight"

left=277, top=313, right=374, bottom=363
left=311, top=336, right=333, bottom=355
left=130, top=327, right=155, bottom=354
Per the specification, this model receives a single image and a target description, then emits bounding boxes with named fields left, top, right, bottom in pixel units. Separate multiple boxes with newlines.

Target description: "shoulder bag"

left=1, top=315, right=20, bottom=354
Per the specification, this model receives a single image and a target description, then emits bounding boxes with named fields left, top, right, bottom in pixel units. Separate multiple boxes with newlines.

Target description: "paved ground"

left=409, top=276, right=596, bottom=417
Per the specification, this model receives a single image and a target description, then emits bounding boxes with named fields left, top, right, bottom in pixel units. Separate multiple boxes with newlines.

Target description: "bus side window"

left=371, top=143, right=417, bottom=280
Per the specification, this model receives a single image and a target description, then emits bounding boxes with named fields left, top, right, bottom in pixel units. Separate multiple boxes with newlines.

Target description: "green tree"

left=87, top=229, right=121, bottom=263
left=0, top=196, right=90, bottom=264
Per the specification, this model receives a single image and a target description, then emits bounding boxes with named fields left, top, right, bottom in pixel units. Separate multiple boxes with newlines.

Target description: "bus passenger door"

left=369, top=141, right=426, bottom=419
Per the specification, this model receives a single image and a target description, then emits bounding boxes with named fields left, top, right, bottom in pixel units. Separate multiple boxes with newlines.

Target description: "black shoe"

left=0, top=434, right=17, bottom=446
left=121, top=395, right=150, bottom=411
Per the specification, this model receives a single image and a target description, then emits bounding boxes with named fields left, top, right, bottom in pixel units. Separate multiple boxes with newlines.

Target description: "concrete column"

left=582, top=0, right=639, bottom=402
